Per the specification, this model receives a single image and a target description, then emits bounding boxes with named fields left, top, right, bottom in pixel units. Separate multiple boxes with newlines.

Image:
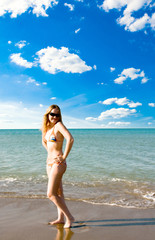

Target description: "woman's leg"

left=47, top=163, right=74, bottom=228
left=50, top=180, right=65, bottom=224
left=47, top=165, right=65, bottom=224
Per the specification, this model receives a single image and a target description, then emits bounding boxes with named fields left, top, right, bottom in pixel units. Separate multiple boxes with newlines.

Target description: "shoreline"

left=1, top=128, right=155, bottom=130
left=1, top=197, right=155, bottom=240
left=0, top=195, right=155, bottom=210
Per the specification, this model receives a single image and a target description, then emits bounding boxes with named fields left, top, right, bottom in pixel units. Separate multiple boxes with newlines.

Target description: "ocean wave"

left=65, top=197, right=155, bottom=209
left=0, top=192, right=155, bottom=209
left=0, top=176, right=155, bottom=209
left=0, top=192, right=47, bottom=199
left=0, top=177, right=17, bottom=183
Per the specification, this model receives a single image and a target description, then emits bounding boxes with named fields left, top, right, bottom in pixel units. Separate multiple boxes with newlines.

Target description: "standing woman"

left=42, top=105, right=74, bottom=228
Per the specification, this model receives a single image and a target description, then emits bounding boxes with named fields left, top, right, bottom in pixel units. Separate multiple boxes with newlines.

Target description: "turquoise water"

left=0, top=129, right=155, bottom=208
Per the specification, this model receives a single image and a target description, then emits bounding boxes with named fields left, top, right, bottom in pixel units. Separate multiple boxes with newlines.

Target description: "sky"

left=0, top=0, right=155, bottom=129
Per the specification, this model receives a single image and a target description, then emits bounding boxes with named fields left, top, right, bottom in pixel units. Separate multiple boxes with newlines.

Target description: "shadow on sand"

left=72, top=218, right=155, bottom=228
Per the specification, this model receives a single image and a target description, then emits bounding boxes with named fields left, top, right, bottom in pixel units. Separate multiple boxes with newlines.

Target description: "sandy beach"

left=0, top=198, right=155, bottom=240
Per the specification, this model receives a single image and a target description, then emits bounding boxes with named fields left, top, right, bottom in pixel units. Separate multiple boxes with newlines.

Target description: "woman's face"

left=49, top=108, right=60, bottom=124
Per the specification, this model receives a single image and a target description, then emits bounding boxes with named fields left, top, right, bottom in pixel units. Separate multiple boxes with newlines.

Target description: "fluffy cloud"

left=0, top=0, right=58, bottom=18
left=10, top=46, right=92, bottom=74
left=86, top=107, right=136, bottom=121
left=148, top=103, right=155, bottom=107
left=98, top=108, right=136, bottom=120
left=124, top=13, right=150, bottom=32
left=128, top=102, right=142, bottom=108
left=100, top=97, right=128, bottom=106
left=15, top=40, right=27, bottom=49
left=99, top=0, right=155, bottom=32
left=64, top=3, right=75, bottom=11
left=114, top=67, right=149, bottom=84
left=10, top=53, right=34, bottom=68
left=100, top=97, right=142, bottom=108
left=36, top=46, right=92, bottom=74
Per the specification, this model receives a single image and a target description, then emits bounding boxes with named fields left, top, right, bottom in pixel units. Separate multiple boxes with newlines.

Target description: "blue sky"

left=0, top=0, right=155, bottom=129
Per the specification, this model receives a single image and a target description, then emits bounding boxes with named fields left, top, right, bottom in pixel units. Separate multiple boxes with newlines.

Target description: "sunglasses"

left=49, top=112, right=60, bottom=117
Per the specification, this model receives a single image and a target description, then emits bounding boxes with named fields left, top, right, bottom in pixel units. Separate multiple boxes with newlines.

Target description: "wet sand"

left=0, top=198, right=155, bottom=240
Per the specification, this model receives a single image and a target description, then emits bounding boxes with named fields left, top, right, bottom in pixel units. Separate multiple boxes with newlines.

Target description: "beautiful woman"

left=42, top=105, right=74, bottom=228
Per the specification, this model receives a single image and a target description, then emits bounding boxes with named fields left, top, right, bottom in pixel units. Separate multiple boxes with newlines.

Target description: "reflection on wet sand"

left=54, top=224, right=74, bottom=240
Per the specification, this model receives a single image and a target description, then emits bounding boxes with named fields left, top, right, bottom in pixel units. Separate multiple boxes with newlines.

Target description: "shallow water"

left=0, top=129, right=155, bottom=208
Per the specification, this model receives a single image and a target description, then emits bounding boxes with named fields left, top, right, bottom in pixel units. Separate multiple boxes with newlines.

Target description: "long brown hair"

left=42, top=105, right=62, bottom=135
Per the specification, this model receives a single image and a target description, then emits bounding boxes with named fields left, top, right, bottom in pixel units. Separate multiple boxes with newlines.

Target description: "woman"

left=42, top=105, right=74, bottom=228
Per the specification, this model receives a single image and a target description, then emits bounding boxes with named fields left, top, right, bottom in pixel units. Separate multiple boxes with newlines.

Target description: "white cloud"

left=36, top=46, right=92, bottom=74
left=115, top=97, right=130, bottom=106
left=98, top=108, right=136, bottom=120
left=64, top=3, right=75, bottom=11
left=101, top=97, right=118, bottom=105
left=39, top=104, right=43, bottom=107
left=86, top=107, right=136, bottom=121
left=0, top=0, right=58, bottom=18
left=127, top=13, right=150, bottom=32
left=108, top=121, right=131, bottom=126
left=26, top=77, right=36, bottom=83
left=42, top=82, right=47, bottom=85
left=128, top=102, right=142, bottom=108
left=93, top=65, right=97, bottom=70
left=26, top=77, right=40, bottom=86
left=75, top=28, right=81, bottom=34
left=9, top=46, right=92, bottom=74
left=100, top=97, right=142, bottom=108
left=51, top=97, right=56, bottom=100
left=8, top=40, right=12, bottom=44
left=100, top=0, right=127, bottom=12
left=101, top=121, right=131, bottom=128
left=15, top=40, right=27, bottom=49
left=148, top=103, right=155, bottom=107
left=114, top=67, right=149, bottom=84
left=150, top=12, right=155, bottom=30
left=110, top=67, right=115, bottom=72
left=141, top=77, right=149, bottom=84
left=10, top=53, right=34, bottom=68
left=99, top=0, right=155, bottom=32
left=114, top=76, right=126, bottom=84
left=102, top=97, right=129, bottom=106
left=85, top=117, right=97, bottom=121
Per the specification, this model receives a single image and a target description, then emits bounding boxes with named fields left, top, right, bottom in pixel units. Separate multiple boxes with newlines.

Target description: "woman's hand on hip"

left=54, top=155, right=65, bottom=164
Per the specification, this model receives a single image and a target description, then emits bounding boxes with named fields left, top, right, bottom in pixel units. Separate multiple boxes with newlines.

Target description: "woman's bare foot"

left=48, top=219, right=65, bottom=225
left=64, top=217, right=75, bottom=228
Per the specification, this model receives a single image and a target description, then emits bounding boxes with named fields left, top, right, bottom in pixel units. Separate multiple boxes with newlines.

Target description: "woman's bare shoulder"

left=55, top=122, right=67, bottom=132
left=55, top=121, right=64, bottom=128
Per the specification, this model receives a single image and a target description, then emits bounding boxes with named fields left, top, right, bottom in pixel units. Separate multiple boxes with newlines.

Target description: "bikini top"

left=45, top=125, right=57, bottom=142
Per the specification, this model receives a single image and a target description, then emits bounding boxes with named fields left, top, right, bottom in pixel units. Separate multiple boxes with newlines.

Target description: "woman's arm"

left=56, top=122, right=74, bottom=161
left=42, top=134, right=48, bottom=151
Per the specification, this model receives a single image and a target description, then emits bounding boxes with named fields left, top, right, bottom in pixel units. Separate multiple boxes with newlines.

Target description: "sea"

left=0, top=129, right=155, bottom=209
